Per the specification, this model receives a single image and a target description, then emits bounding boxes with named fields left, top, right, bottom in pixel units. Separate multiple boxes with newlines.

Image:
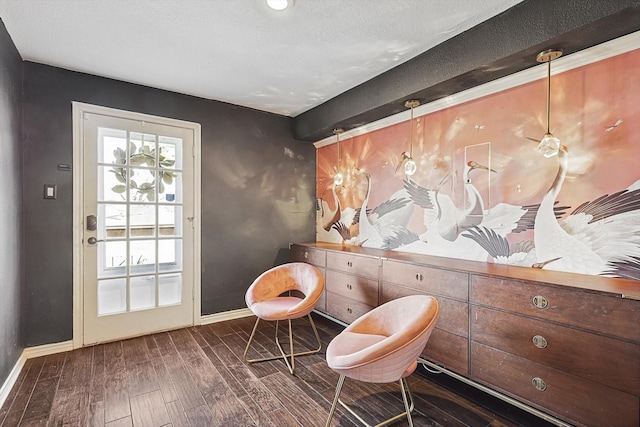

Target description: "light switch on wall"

left=44, top=184, right=57, bottom=199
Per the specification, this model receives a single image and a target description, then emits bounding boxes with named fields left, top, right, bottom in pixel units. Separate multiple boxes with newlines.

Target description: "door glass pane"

left=99, top=241, right=127, bottom=278
left=129, top=133, right=157, bottom=167
left=157, top=171, right=181, bottom=203
left=130, top=240, right=156, bottom=274
left=99, top=165, right=128, bottom=202
left=130, top=275, right=156, bottom=311
left=129, top=168, right=156, bottom=202
left=130, top=204, right=156, bottom=238
left=102, top=204, right=126, bottom=239
left=159, top=136, right=182, bottom=169
left=159, top=273, right=182, bottom=306
left=98, top=278, right=127, bottom=315
left=159, top=239, right=182, bottom=273
left=159, top=205, right=182, bottom=237
left=98, top=128, right=127, bottom=164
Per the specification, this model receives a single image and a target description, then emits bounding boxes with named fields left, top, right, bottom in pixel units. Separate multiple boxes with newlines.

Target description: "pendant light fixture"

left=333, top=128, right=344, bottom=186
left=536, top=49, right=563, bottom=158
left=403, top=100, right=420, bottom=176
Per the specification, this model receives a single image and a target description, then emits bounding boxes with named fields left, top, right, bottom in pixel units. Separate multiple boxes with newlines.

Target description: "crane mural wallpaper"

left=315, top=45, right=640, bottom=281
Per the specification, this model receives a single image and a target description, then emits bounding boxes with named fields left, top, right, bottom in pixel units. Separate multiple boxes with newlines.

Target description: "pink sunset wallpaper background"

left=316, top=47, right=640, bottom=280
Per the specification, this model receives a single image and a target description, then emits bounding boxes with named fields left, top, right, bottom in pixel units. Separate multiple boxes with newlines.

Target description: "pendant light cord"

left=334, top=128, right=342, bottom=170
left=404, top=100, right=420, bottom=156
left=537, top=49, right=562, bottom=135
left=337, top=132, right=340, bottom=168
left=546, top=59, right=551, bottom=134
left=409, top=105, right=414, bottom=155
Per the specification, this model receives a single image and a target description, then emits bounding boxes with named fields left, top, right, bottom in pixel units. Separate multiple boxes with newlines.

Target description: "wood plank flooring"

left=0, top=314, right=552, bottom=426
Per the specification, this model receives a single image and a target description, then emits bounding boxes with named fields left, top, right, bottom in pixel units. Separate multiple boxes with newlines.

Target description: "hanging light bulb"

left=536, top=49, right=563, bottom=158
left=333, top=128, right=344, bottom=186
left=404, top=100, right=420, bottom=176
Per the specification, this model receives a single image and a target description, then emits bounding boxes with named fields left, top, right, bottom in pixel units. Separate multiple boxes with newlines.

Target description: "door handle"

left=87, top=237, right=105, bottom=245
left=87, top=215, right=97, bottom=231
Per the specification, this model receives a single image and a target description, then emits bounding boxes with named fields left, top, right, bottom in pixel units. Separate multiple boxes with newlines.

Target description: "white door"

left=77, top=106, right=200, bottom=345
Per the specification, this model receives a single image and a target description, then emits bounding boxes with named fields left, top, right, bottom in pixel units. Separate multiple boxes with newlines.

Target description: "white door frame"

left=72, top=102, right=201, bottom=349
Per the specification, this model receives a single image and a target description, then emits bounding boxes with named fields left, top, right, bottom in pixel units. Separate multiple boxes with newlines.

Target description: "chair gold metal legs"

left=325, top=375, right=416, bottom=427
left=243, top=313, right=322, bottom=374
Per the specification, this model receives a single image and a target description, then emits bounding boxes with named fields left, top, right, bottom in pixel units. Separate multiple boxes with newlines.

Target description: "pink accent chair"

left=244, top=262, right=325, bottom=374
left=325, top=295, right=440, bottom=427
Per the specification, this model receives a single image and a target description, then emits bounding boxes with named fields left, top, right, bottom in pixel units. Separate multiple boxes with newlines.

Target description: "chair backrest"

left=327, top=295, right=439, bottom=383
left=245, top=262, right=325, bottom=310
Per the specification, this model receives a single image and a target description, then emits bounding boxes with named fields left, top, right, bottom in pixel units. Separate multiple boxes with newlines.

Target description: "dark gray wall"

left=295, top=0, right=640, bottom=141
left=22, top=63, right=316, bottom=346
left=0, top=20, right=23, bottom=386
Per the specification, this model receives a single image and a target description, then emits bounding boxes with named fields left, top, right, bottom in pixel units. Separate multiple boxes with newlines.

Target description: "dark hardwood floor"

left=0, top=314, right=553, bottom=426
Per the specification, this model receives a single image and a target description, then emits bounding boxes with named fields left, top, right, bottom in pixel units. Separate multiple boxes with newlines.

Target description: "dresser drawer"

left=326, top=251, right=379, bottom=279
left=422, top=328, right=469, bottom=375
left=471, top=306, right=640, bottom=395
left=472, top=275, right=640, bottom=343
left=326, top=292, right=373, bottom=324
left=383, top=259, right=468, bottom=300
left=290, top=244, right=326, bottom=267
left=326, top=270, right=378, bottom=307
left=471, top=342, right=639, bottom=427
left=381, top=283, right=468, bottom=337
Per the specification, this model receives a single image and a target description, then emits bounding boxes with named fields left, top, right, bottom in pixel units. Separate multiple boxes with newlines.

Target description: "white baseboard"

left=22, top=340, right=74, bottom=359
left=200, top=308, right=253, bottom=325
left=0, top=340, right=73, bottom=410
left=0, top=352, right=26, bottom=411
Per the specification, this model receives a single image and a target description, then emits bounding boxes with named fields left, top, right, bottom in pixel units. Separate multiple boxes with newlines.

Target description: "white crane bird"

left=355, top=172, right=413, bottom=248
left=533, top=144, right=640, bottom=275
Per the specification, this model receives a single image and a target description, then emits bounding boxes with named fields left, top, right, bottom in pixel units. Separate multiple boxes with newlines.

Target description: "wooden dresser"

left=290, top=242, right=640, bottom=427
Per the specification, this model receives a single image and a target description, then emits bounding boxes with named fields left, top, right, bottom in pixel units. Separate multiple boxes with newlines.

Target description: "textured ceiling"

left=0, top=0, right=523, bottom=116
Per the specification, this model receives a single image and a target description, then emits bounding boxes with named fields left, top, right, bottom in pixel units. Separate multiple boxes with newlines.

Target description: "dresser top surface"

left=293, top=242, right=640, bottom=299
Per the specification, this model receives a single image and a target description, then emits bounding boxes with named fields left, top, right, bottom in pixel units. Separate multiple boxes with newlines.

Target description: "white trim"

left=22, top=340, right=74, bottom=359
left=72, top=102, right=202, bottom=347
left=200, top=308, right=254, bottom=325
left=72, top=102, right=84, bottom=349
left=0, top=353, right=26, bottom=410
left=0, top=340, right=73, bottom=409
left=192, top=125, right=202, bottom=326
left=314, top=30, right=640, bottom=148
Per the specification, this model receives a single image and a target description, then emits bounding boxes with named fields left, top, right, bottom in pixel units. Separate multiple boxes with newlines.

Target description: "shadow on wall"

left=273, top=247, right=292, bottom=267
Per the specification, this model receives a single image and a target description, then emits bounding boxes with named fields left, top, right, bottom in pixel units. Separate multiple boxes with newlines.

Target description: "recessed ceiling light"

left=267, top=0, right=293, bottom=11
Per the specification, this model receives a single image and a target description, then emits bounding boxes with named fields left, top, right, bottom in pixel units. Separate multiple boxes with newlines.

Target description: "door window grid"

left=96, top=127, right=184, bottom=315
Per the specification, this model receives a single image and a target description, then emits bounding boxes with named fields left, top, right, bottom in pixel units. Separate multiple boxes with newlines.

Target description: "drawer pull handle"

left=303, top=251, right=308, bottom=259
left=346, top=284, right=352, bottom=290
left=532, top=335, right=548, bottom=349
left=347, top=307, right=353, bottom=314
left=416, top=273, right=424, bottom=281
left=347, top=261, right=353, bottom=268
left=532, top=295, right=548, bottom=309
left=532, top=377, right=547, bottom=392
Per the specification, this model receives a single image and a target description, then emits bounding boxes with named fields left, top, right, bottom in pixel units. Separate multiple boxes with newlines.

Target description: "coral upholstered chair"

left=325, top=295, right=439, bottom=427
left=244, top=262, right=325, bottom=374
